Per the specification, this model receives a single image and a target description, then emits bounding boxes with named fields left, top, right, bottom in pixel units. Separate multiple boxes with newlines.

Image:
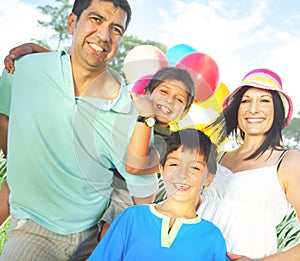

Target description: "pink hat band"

left=223, top=68, right=293, bottom=127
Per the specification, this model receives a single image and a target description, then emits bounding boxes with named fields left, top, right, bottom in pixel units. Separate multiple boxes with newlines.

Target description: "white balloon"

left=123, top=45, right=168, bottom=83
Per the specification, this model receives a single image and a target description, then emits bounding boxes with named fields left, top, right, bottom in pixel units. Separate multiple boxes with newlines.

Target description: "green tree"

left=37, top=0, right=72, bottom=51
left=283, top=111, right=300, bottom=149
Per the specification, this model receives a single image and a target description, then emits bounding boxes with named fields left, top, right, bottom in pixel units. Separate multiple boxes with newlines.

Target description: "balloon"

left=123, top=45, right=168, bottom=83
left=165, top=44, right=197, bottom=66
left=199, top=82, right=230, bottom=113
left=176, top=52, right=219, bottom=103
left=131, top=74, right=153, bottom=94
left=214, top=82, right=230, bottom=106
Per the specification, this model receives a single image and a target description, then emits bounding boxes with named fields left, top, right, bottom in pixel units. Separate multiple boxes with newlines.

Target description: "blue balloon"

left=165, top=44, right=197, bottom=65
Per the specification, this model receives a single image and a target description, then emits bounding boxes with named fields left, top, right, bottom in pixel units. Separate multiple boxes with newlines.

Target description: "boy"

left=101, top=66, right=196, bottom=236
left=88, top=128, right=228, bottom=260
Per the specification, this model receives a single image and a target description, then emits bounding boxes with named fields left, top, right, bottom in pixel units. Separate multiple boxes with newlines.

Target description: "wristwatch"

left=137, top=115, right=156, bottom=128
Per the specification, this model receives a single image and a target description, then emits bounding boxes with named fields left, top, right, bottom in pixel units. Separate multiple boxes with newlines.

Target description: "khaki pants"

left=0, top=218, right=99, bottom=261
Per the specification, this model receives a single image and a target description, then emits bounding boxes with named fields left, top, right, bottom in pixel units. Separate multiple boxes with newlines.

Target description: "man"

left=0, top=0, right=158, bottom=260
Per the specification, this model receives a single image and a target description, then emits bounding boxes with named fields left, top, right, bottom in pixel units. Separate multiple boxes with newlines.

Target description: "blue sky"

left=1, top=0, right=300, bottom=117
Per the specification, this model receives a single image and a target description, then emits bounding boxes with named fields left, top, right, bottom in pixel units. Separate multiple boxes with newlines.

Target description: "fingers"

left=226, top=252, right=243, bottom=260
left=131, top=92, right=154, bottom=116
left=4, top=53, right=17, bottom=74
left=3, top=43, right=34, bottom=74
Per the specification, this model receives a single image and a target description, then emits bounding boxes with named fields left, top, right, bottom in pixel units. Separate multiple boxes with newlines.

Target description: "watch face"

left=146, top=117, right=156, bottom=127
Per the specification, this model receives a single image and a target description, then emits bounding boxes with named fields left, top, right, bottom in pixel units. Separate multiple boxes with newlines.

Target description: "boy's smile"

left=161, top=146, right=210, bottom=204
left=149, top=80, right=188, bottom=127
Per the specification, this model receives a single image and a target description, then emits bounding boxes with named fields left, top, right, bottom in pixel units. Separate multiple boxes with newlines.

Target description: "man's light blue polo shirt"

left=0, top=51, right=158, bottom=234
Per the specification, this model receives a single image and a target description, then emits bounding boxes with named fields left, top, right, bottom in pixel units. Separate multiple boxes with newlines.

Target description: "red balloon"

left=176, top=52, right=219, bottom=102
left=131, top=74, right=153, bottom=94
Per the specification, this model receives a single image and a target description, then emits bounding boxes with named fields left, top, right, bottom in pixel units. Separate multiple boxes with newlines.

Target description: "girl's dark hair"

left=72, top=0, right=132, bottom=30
left=144, top=67, right=195, bottom=112
left=205, top=86, right=285, bottom=160
left=161, top=128, right=217, bottom=174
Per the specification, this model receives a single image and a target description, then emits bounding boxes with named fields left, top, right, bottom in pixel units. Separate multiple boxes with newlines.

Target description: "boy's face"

left=68, top=0, right=127, bottom=72
left=148, top=80, right=188, bottom=127
left=161, top=146, right=213, bottom=204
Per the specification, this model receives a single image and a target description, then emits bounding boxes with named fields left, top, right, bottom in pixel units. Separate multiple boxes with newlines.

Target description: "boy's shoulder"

left=120, top=204, right=150, bottom=217
left=198, top=218, right=224, bottom=236
left=115, top=204, right=151, bottom=224
left=124, top=204, right=150, bottom=213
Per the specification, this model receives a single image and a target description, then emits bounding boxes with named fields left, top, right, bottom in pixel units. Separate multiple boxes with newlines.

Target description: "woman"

left=197, top=68, right=300, bottom=260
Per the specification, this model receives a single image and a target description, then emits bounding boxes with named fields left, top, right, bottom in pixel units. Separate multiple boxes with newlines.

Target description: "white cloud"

left=1, top=0, right=300, bottom=116
left=0, top=0, right=54, bottom=67
left=155, top=0, right=300, bottom=115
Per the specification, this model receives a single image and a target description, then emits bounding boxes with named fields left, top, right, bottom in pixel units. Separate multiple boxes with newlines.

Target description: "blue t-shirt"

left=0, top=51, right=158, bottom=234
left=89, top=204, right=228, bottom=261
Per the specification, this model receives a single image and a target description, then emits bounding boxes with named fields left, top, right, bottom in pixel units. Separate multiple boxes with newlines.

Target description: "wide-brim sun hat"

left=223, top=68, right=293, bottom=128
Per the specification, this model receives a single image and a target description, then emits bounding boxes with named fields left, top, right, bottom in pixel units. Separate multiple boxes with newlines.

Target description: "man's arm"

left=0, top=181, right=10, bottom=226
left=4, top=42, right=50, bottom=74
left=0, top=113, right=10, bottom=226
left=0, top=114, right=8, bottom=157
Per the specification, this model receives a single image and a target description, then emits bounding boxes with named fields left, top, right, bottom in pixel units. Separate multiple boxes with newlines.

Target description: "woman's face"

left=237, top=87, right=274, bottom=136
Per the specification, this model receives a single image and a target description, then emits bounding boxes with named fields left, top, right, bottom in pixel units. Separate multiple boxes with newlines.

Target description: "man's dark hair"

left=72, top=0, right=132, bottom=30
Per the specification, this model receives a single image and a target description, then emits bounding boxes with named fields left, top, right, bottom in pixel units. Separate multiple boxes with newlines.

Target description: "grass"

left=0, top=150, right=7, bottom=254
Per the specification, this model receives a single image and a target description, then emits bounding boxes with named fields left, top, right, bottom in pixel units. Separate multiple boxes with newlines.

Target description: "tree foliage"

left=37, top=0, right=72, bottom=51
left=283, top=112, right=300, bottom=149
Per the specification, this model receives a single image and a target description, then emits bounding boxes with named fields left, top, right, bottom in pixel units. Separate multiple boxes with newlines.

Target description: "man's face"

left=68, top=0, right=127, bottom=72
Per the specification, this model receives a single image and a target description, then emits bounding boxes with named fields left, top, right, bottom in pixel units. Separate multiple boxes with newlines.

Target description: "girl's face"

left=148, top=80, right=189, bottom=127
left=238, top=87, right=274, bottom=136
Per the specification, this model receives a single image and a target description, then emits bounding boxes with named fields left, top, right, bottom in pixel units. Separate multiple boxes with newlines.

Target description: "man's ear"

left=158, top=163, right=164, bottom=177
left=68, top=13, right=77, bottom=35
left=204, top=173, right=214, bottom=188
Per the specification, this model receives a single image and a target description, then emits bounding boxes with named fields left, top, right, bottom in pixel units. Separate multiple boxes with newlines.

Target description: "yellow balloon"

left=198, top=82, right=229, bottom=113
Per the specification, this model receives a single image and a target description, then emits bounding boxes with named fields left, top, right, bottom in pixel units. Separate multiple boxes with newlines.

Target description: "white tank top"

left=197, top=151, right=290, bottom=258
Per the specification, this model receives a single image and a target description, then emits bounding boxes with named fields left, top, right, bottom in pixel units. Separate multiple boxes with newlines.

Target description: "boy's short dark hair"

left=72, top=0, right=132, bottom=30
left=161, top=128, right=217, bottom=174
left=144, top=67, right=195, bottom=112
